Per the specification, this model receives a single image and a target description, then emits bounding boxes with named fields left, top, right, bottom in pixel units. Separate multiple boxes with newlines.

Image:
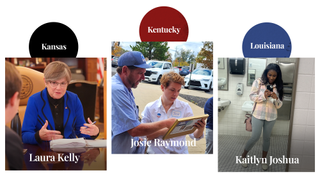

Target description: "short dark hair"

left=116, top=65, right=139, bottom=74
left=5, top=61, right=22, bottom=106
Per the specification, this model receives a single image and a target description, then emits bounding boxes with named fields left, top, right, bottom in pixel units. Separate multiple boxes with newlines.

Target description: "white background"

left=1, top=0, right=319, bottom=182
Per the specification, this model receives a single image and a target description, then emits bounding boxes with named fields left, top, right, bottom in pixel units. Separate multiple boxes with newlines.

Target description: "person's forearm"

left=193, top=129, right=204, bottom=139
left=128, top=119, right=172, bottom=137
left=146, top=128, right=169, bottom=140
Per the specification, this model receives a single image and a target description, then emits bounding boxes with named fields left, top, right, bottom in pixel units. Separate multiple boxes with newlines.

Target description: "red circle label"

left=139, top=6, right=189, bottom=41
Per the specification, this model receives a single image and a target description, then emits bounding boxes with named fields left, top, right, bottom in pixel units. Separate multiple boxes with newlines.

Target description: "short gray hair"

left=44, top=61, right=71, bottom=83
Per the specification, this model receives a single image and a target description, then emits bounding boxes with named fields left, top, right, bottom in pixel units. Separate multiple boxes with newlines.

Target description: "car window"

left=147, top=61, right=158, bottom=66
left=192, top=69, right=211, bottom=76
left=153, top=62, right=163, bottom=68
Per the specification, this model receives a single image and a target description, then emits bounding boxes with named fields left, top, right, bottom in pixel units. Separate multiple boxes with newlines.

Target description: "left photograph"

left=5, top=58, right=106, bottom=170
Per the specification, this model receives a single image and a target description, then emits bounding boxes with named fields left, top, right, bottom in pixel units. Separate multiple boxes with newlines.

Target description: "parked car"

left=179, top=67, right=190, bottom=76
left=147, top=61, right=158, bottom=67
left=184, top=68, right=213, bottom=92
left=175, top=66, right=182, bottom=71
left=112, top=56, right=119, bottom=67
left=144, top=61, right=179, bottom=84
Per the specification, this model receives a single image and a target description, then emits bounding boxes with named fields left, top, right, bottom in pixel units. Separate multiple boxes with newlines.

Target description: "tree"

left=172, top=58, right=189, bottom=67
left=112, top=42, right=127, bottom=56
left=196, top=41, right=213, bottom=69
left=165, top=51, right=173, bottom=62
left=130, top=42, right=169, bottom=60
left=174, top=47, right=195, bottom=66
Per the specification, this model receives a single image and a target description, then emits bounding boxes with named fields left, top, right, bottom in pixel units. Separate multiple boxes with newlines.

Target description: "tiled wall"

left=218, top=73, right=252, bottom=136
left=288, top=58, right=315, bottom=172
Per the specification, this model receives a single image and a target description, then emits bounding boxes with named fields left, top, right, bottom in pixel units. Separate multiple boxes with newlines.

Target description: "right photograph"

left=218, top=58, right=315, bottom=172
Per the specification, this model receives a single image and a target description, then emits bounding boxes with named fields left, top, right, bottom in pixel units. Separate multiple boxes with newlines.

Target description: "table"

left=23, top=142, right=106, bottom=170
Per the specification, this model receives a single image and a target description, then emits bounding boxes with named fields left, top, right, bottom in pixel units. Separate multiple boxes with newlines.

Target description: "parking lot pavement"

left=132, top=82, right=209, bottom=154
left=179, top=85, right=213, bottom=98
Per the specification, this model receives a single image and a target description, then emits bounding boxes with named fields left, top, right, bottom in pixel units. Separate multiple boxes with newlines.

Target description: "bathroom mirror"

left=247, top=58, right=266, bottom=86
left=218, top=58, right=228, bottom=91
left=218, top=57, right=300, bottom=172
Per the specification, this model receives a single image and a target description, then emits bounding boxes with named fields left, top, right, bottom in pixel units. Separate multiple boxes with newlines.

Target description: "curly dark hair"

left=261, top=63, right=283, bottom=101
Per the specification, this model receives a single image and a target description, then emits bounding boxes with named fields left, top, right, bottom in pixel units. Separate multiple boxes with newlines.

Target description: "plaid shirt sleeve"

left=249, top=79, right=266, bottom=103
left=250, top=78, right=282, bottom=121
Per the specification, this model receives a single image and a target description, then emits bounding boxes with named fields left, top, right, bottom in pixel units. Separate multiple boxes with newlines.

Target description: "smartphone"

left=267, top=85, right=273, bottom=92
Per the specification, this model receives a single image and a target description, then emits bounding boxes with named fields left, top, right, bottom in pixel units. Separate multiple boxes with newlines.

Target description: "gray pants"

left=205, top=128, right=213, bottom=154
left=244, top=116, right=276, bottom=152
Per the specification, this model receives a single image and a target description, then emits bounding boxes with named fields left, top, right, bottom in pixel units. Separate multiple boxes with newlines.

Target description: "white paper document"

left=85, top=139, right=107, bottom=147
left=50, top=138, right=107, bottom=149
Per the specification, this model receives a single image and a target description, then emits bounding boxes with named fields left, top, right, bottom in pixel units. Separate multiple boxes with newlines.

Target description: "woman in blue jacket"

left=22, top=61, right=99, bottom=144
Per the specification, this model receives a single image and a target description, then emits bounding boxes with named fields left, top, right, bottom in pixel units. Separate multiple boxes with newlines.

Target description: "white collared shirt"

left=141, top=97, right=203, bottom=154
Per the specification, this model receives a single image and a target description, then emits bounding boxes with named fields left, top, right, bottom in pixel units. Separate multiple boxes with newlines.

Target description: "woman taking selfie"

left=241, top=63, right=283, bottom=170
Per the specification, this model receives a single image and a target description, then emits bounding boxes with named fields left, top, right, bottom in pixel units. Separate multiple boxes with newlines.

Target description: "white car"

left=184, top=69, right=213, bottom=92
left=144, top=61, right=179, bottom=84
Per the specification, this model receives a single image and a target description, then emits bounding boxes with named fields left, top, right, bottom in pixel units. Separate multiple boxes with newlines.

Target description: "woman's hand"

left=80, top=118, right=99, bottom=136
left=270, top=92, right=278, bottom=100
left=264, top=89, right=271, bottom=98
left=39, top=120, right=63, bottom=141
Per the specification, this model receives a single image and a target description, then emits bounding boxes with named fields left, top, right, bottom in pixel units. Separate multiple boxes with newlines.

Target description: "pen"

left=86, top=121, right=96, bottom=128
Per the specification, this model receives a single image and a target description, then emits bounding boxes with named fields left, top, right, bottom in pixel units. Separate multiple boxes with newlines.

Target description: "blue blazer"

left=22, top=88, right=92, bottom=144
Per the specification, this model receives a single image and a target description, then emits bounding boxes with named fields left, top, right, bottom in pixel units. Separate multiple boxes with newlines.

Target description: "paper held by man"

left=163, top=114, right=209, bottom=140
left=50, top=138, right=107, bottom=149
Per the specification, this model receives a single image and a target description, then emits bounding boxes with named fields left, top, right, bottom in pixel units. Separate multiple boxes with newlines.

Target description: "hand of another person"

left=39, top=120, right=63, bottom=141
left=264, top=89, right=271, bottom=98
left=270, top=92, right=278, bottom=100
left=80, top=118, right=99, bottom=136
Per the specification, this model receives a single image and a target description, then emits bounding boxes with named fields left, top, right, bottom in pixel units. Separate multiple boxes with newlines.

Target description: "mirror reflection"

left=247, top=58, right=266, bottom=86
left=218, top=58, right=228, bottom=90
left=218, top=57, right=301, bottom=172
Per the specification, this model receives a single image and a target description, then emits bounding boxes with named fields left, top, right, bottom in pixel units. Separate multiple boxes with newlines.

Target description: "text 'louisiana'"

left=250, top=42, right=284, bottom=49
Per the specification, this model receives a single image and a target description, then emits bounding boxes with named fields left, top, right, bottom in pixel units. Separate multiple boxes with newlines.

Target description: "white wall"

left=288, top=58, right=315, bottom=172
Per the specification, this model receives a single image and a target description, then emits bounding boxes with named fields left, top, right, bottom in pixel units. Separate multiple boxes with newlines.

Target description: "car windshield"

left=153, top=62, right=163, bottom=68
left=182, top=67, right=189, bottom=71
left=147, top=61, right=158, bottom=66
left=192, top=69, right=211, bottom=76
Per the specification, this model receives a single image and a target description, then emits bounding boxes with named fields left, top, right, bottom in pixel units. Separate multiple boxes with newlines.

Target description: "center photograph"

left=111, top=41, right=213, bottom=154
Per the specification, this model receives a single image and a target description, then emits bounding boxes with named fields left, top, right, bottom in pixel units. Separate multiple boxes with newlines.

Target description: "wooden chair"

left=7, top=66, right=45, bottom=136
left=67, top=80, right=97, bottom=122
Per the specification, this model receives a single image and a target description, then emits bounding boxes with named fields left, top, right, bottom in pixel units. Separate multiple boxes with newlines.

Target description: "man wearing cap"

left=112, top=51, right=176, bottom=154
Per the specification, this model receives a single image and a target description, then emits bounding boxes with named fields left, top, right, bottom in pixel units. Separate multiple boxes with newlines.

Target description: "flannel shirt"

left=250, top=78, right=283, bottom=121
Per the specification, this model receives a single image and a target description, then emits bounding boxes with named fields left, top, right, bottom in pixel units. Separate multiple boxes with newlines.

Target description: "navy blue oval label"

left=242, top=22, right=291, bottom=57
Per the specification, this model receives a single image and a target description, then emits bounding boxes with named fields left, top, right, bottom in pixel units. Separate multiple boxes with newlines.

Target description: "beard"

left=127, top=74, right=140, bottom=89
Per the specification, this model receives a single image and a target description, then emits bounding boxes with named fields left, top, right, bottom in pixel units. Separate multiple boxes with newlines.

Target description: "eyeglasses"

left=48, top=81, right=68, bottom=88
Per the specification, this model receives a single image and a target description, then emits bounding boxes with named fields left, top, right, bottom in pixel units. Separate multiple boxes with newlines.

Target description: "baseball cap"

left=117, top=51, right=152, bottom=68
